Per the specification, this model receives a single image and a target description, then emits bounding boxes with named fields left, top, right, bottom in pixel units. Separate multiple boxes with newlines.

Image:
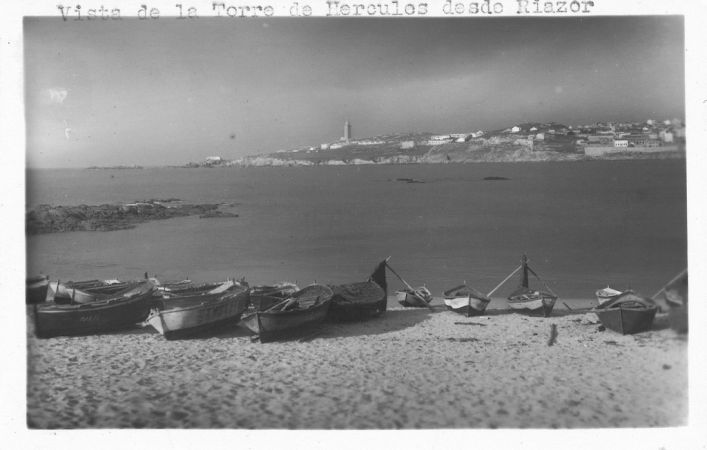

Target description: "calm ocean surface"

left=26, top=160, right=687, bottom=307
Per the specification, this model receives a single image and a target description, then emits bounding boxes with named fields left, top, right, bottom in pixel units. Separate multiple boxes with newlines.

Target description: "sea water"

left=26, top=160, right=687, bottom=308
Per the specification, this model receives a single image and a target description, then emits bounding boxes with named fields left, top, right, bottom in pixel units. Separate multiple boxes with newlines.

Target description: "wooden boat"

left=154, top=279, right=194, bottom=293
left=241, top=284, right=333, bottom=342
left=595, top=286, right=624, bottom=306
left=506, top=255, right=558, bottom=317
left=51, top=279, right=138, bottom=304
left=33, top=281, right=157, bottom=338
left=249, top=282, right=300, bottom=310
left=385, top=261, right=432, bottom=309
left=146, top=284, right=250, bottom=339
left=158, top=279, right=240, bottom=298
left=592, top=291, right=658, bottom=335
left=26, top=275, right=50, bottom=304
left=443, top=284, right=491, bottom=316
left=328, top=259, right=388, bottom=321
left=661, top=269, right=688, bottom=334
left=396, top=286, right=432, bottom=308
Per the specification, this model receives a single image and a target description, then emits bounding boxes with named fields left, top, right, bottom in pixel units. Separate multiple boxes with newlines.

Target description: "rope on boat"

left=486, top=264, right=522, bottom=297
left=527, top=265, right=559, bottom=298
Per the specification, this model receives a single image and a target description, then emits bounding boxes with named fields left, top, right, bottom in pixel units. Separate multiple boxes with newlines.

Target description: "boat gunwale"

left=35, top=286, right=156, bottom=313
left=155, top=288, right=249, bottom=314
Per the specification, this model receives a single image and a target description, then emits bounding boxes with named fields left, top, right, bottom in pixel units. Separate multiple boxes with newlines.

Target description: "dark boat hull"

left=34, top=285, right=155, bottom=338
left=328, top=297, right=386, bottom=321
left=595, top=306, right=658, bottom=335
left=26, top=276, right=49, bottom=304
left=328, top=260, right=388, bottom=321
left=241, top=299, right=331, bottom=342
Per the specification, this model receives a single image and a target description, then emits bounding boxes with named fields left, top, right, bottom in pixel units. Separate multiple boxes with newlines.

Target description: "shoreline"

left=25, top=153, right=687, bottom=171
left=25, top=199, right=239, bottom=235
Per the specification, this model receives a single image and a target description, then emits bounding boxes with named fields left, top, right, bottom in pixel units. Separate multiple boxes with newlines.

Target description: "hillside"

left=186, top=121, right=686, bottom=167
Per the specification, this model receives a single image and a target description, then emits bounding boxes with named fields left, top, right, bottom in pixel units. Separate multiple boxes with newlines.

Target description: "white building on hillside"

left=428, top=135, right=454, bottom=145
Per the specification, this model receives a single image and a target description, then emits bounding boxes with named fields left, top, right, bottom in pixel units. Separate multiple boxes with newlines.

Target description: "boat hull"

left=328, top=260, right=388, bottom=321
left=396, top=290, right=432, bottom=308
left=147, top=289, right=250, bottom=340
left=26, top=276, right=49, bottom=304
left=507, top=295, right=557, bottom=317
left=34, top=283, right=156, bottom=338
left=327, top=294, right=386, bottom=321
left=241, top=299, right=331, bottom=342
left=595, top=306, right=658, bottom=335
left=443, top=295, right=490, bottom=317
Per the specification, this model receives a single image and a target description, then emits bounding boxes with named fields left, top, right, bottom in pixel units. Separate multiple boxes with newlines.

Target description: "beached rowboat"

left=33, top=281, right=156, bottom=338
left=506, top=255, right=558, bottom=317
left=241, top=284, right=333, bottom=342
left=384, top=260, right=432, bottom=309
left=443, top=284, right=491, bottom=316
left=595, top=286, right=624, bottom=306
left=26, top=275, right=50, bottom=304
left=592, top=291, right=658, bottom=335
left=396, top=286, right=433, bottom=308
left=146, top=283, right=250, bottom=339
left=328, top=259, right=388, bottom=321
left=249, top=282, right=300, bottom=311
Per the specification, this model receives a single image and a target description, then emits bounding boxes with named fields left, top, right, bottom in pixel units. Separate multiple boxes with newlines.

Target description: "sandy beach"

left=26, top=298, right=687, bottom=429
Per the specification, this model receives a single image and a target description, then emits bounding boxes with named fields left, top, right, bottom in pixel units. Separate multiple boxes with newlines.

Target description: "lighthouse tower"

left=344, top=121, right=351, bottom=143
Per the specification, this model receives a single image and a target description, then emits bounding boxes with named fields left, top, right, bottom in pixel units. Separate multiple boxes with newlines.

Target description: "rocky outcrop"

left=26, top=200, right=237, bottom=235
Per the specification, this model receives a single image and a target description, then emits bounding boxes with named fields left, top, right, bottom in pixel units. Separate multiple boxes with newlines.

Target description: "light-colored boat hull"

left=147, top=289, right=250, bottom=339
left=396, top=289, right=432, bottom=308
left=508, top=296, right=556, bottom=317
left=444, top=295, right=490, bottom=316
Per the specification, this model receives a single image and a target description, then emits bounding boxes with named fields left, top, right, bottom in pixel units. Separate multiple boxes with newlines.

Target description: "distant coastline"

left=31, top=120, right=684, bottom=170
left=86, top=165, right=144, bottom=170
left=177, top=120, right=686, bottom=168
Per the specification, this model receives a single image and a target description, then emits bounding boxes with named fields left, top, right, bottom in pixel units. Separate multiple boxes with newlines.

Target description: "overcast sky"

left=24, top=16, right=684, bottom=168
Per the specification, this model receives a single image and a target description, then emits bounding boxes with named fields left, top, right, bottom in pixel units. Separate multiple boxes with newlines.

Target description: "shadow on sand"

left=192, top=305, right=441, bottom=342
left=478, top=307, right=593, bottom=318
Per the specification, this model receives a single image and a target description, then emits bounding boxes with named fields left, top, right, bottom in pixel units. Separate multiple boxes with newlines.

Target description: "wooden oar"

left=385, top=262, right=414, bottom=291
left=486, top=264, right=522, bottom=297
left=385, top=262, right=433, bottom=309
left=263, top=297, right=294, bottom=312
left=650, top=268, right=687, bottom=300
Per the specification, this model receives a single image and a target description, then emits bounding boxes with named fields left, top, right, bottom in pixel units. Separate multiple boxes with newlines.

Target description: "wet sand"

left=26, top=300, right=687, bottom=429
